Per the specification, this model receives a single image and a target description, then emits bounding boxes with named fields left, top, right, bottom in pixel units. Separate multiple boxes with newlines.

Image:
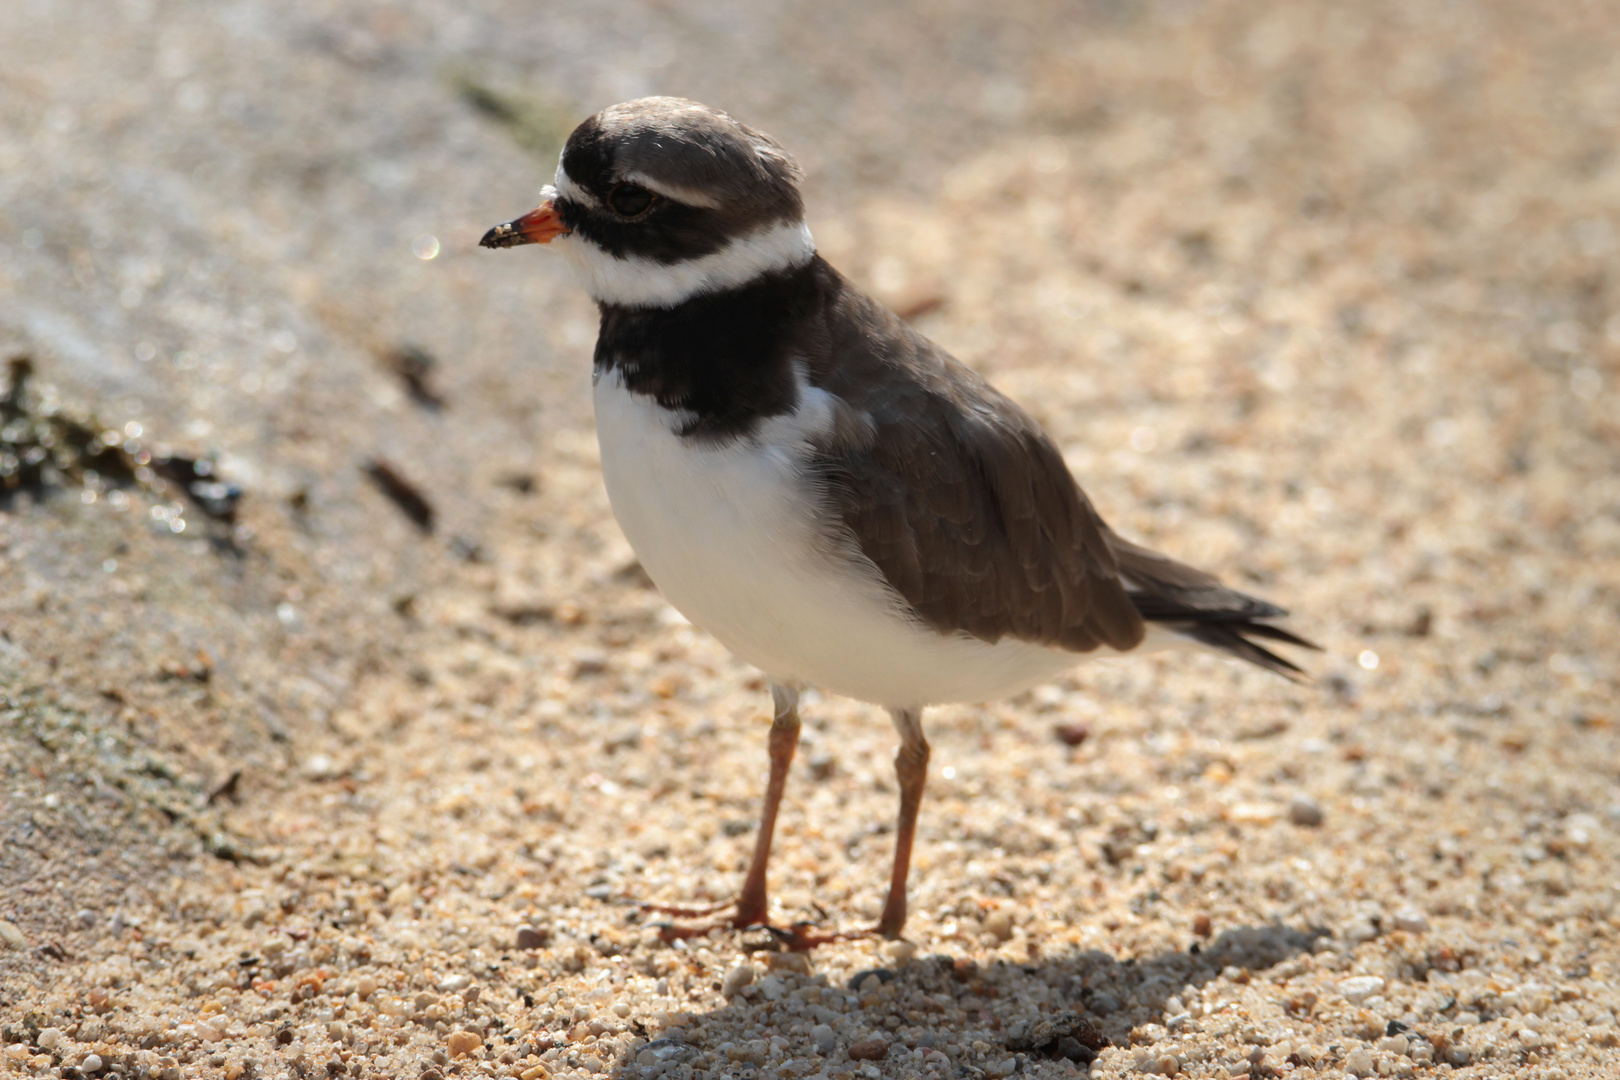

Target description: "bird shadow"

left=591, top=922, right=1328, bottom=1078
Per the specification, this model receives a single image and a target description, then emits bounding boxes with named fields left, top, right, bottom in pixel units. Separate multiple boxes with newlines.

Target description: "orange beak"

left=479, top=197, right=570, bottom=249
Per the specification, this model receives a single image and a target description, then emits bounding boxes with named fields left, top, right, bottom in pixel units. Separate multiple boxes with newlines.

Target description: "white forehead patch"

left=553, top=164, right=599, bottom=209
left=556, top=218, right=816, bottom=308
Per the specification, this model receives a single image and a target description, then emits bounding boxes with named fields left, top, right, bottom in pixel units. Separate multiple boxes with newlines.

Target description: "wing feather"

left=805, top=266, right=1144, bottom=654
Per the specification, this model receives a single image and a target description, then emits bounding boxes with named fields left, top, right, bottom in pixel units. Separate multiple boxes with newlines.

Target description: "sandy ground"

left=2, top=1, right=1619, bottom=1078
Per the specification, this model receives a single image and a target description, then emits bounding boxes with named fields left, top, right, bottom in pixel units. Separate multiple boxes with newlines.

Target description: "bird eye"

left=606, top=183, right=658, bottom=218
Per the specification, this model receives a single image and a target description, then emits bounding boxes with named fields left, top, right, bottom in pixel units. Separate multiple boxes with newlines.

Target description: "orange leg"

left=877, top=707, right=929, bottom=938
left=733, top=684, right=801, bottom=927
left=647, top=695, right=933, bottom=951
left=645, top=684, right=800, bottom=938
left=715, top=704, right=932, bottom=951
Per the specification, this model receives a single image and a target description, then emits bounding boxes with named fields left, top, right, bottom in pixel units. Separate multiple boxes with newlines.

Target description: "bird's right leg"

left=733, top=682, right=801, bottom=926
left=644, top=683, right=801, bottom=934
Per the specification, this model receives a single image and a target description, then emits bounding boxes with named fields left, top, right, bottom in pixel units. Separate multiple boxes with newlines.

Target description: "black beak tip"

left=479, top=222, right=518, bottom=249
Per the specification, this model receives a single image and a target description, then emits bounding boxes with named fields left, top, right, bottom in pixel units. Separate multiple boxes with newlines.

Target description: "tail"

left=1105, top=528, right=1321, bottom=681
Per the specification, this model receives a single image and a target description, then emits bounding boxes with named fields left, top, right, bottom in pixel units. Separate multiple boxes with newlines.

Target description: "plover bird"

left=482, top=97, right=1314, bottom=943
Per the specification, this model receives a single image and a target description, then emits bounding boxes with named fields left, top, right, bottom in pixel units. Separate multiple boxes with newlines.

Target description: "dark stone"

left=847, top=968, right=896, bottom=990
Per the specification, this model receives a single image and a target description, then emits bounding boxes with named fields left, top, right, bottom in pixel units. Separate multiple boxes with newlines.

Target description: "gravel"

left=1341, top=976, right=1388, bottom=1004
left=1391, top=907, right=1430, bottom=934
left=1286, top=794, right=1325, bottom=827
left=720, top=961, right=757, bottom=999
left=847, top=1036, right=890, bottom=1061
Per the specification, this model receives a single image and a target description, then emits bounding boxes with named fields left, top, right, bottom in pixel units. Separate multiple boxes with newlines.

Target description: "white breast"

left=592, top=370, right=1078, bottom=710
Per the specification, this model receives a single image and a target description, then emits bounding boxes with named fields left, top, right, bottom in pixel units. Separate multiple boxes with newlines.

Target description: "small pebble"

left=810, top=1024, right=837, bottom=1055
left=1228, top=802, right=1283, bottom=824
left=1345, top=916, right=1381, bottom=944
left=847, top=1036, right=888, bottom=1061
left=1392, top=907, right=1429, bottom=933
left=1192, top=913, right=1212, bottom=937
left=1056, top=1037, right=1095, bottom=1064
left=724, top=1040, right=768, bottom=1065
left=1053, top=722, right=1090, bottom=746
left=515, top=925, right=547, bottom=950
left=81, top=1054, right=104, bottom=1073
left=572, top=648, right=609, bottom=675
left=1288, top=794, right=1325, bottom=827
left=721, top=961, right=757, bottom=998
left=881, top=938, right=918, bottom=962
left=847, top=968, right=895, bottom=991
left=1345, top=1047, right=1375, bottom=1076
left=1090, top=992, right=1122, bottom=1016
left=983, top=909, right=1014, bottom=941
left=446, top=1030, right=482, bottom=1057
left=1567, top=812, right=1603, bottom=848
left=36, top=1028, right=62, bottom=1051
left=0, top=920, right=25, bottom=949
left=1341, top=976, right=1386, bottom=1003
left=765, top=950, right=811, bottom=975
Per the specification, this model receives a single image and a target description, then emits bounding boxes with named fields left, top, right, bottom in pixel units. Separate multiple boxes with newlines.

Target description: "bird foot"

left=636, top=896, right=768, bottom=944
left=641, top=906, right=884, bottom=951
left=637, top=898, right=741, bottom=921
left=653, top=918, right=870, bottom=951
left=756, top=922, right=881, bottom=951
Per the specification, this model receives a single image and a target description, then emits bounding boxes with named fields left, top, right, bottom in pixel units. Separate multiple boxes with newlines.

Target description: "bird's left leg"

left=877, top=706, right=929, bottom=939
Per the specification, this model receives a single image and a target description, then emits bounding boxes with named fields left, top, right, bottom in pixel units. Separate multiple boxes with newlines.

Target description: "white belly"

left=592, top=371, right=1077, bottom=709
